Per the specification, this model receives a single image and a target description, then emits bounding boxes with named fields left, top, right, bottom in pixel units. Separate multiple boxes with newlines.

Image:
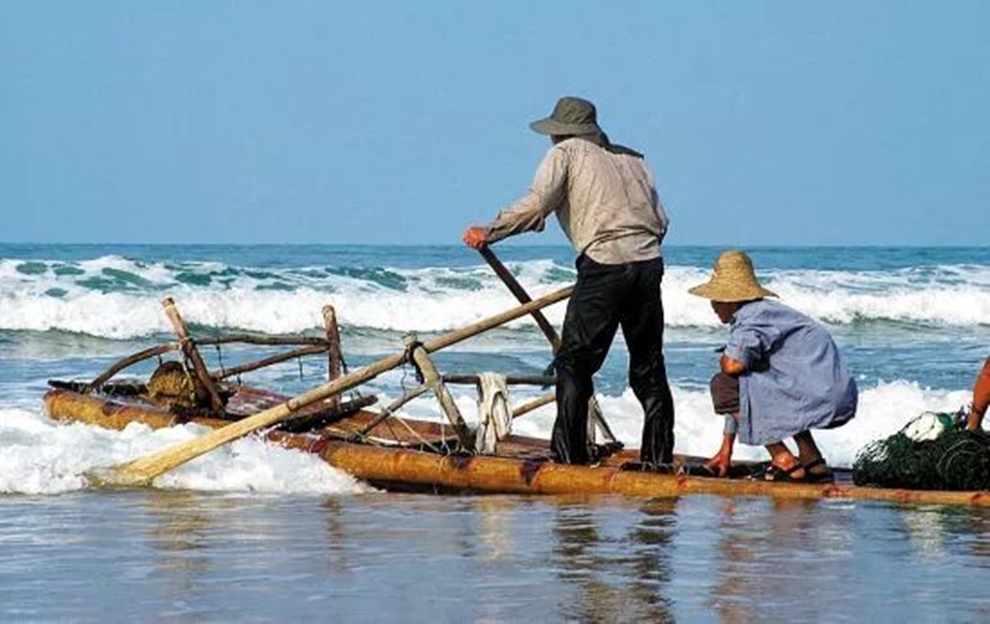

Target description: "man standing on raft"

left=462, top=96, right=675, bottom=466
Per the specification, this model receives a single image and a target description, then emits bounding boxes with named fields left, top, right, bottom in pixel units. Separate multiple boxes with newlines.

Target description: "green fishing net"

left=853, top=411, right=990, bottom=491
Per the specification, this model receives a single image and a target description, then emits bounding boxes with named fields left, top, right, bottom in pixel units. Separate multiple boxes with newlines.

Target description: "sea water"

left=1, top=243, right=989, bottom=621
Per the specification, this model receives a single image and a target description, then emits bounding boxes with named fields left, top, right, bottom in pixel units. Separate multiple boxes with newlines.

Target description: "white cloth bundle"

left=475, top=372, right=513, bottom=453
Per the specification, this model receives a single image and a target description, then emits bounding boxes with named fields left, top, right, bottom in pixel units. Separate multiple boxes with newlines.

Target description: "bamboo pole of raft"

left=162, top=298, right=225, bottom=412
left=303, top=441, right=990, bottom=507
left=404, top=335, right=474, bottom=451
left=86, top=285, right=574, bottom=487
left=84, top=343, right=182, bottom=393
left=211, top=344, right=329, bottom=381
left=84, top=335, right=330, bottom=393
left=478, top=246, right=616, bottom=442
left=199, top=334, right=330, bottom=347
left=278, top=394, right=379, bottom=433
left=350, top=384, right=432, bottom=439
left=323, top=305, right=343, bottom=409
left=443, top=374, right=556, bottom=386
left=512, top=393, right=556, bottom=419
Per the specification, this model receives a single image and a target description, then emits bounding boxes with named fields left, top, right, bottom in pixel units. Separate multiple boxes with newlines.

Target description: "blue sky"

left=2, top=2, right=987, bottom=246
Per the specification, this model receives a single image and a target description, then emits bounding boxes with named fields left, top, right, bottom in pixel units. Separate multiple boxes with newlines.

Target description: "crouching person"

left=688, top=250, right=857, bottom=482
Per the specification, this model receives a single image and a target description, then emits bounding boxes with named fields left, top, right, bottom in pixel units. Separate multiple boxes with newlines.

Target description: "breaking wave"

left=2, top=254, right=989, bottom=339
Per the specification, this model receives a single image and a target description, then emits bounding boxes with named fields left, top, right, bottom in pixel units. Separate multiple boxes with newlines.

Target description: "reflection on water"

left=320, top=497, right=350, bottom=574
left=706, top=497, right=856, bottom=623
left=144, top=490, right=215, bottom=596
left=551, top=497, right=675, bottom=622
left=2, top=492, right=990, bottom=621
left=475, top=497, right=516, bottom=561
left=902, top=505, right=951, bottom=558
left=900, top=504, right=990, bottom=564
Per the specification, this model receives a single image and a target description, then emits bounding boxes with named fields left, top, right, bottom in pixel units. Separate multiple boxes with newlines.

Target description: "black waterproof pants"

left=551, top=255, right=675, bottom=465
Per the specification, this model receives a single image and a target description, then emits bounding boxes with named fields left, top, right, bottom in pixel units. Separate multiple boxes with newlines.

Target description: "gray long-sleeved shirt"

left=485, top=137, right=669, bottom=265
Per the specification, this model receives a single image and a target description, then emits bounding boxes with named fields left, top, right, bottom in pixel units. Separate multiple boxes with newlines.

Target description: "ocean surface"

left=2, top=243, right=989, bottom=621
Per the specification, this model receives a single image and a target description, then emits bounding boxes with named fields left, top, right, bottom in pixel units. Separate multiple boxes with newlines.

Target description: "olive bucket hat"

left=530, top=96, right=604, bottom=136
left=688, top=250, right=778, bottom=302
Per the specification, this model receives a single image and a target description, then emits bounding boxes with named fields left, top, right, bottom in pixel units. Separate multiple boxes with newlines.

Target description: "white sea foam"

left=3, top=256, right=990, bottom=338
left=0, top=407, right=373, bottom=495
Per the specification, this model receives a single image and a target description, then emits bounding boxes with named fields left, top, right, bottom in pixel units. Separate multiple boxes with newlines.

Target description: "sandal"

left=619, top=461, right=678, bottom=474
left=759, top=462, right=806, bottom=482
left=747, top=461, right=774, bottom=480
left=680, top=464, right=721, bottom=478
left=801, top=458, right=835, bottom=484
left=753, top=459, right=835, bottom=484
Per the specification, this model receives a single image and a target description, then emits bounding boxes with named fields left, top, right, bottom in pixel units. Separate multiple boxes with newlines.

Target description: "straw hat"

left=530, top=96, right=604, bottom=136
left=688, top=250, right=777, bottom=302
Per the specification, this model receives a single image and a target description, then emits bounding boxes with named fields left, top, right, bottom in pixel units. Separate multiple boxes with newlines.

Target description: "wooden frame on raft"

left=71, top=297, right=360, bottom=431
left=85, top=286, right=575, bottom=486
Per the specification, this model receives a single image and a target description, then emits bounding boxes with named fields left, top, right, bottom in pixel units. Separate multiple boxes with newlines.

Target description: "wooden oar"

left=86, top=286, right=574, bottom=487
left=478, top=246, right=561, bottom=348
left=477, top=245, right=617, bottom=442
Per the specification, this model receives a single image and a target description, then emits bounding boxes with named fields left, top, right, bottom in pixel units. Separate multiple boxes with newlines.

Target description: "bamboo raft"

left=43, top=383, right=990, bottom=506
left=41, top=253, right=990, bottom=507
